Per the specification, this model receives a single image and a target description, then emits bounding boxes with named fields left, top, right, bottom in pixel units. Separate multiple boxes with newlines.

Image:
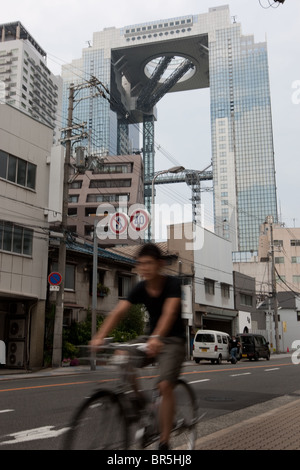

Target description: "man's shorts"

left=129, top=336, right=186, bottom=385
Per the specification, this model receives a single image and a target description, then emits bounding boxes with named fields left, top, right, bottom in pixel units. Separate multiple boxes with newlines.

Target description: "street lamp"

left=151, top=165, right=185, bottom=242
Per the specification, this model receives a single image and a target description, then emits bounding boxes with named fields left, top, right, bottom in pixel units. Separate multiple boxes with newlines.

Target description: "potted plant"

left=62, top=358, right=71, bottom=367
left=97, top=283, right=110, bottom=297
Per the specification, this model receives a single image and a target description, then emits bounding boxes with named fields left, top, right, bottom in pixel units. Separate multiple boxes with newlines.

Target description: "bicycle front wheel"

left=170, top=379, right=197, bottom=450
left=64, top=390, right=128, bottom=450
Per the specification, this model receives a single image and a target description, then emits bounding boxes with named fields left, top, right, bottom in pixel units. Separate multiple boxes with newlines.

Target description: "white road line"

left=188, top=379, right=210, bottom=384
left=0, top=426, right=69, bottom=446
left=0, top=410, right=14, bottom=414
left=265, top=368, right=280, bottom=372
left=230, top=372, right=252, bottom=377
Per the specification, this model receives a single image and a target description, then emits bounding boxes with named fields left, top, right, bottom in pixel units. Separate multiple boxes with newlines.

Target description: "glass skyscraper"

left=210, top=12, right=278, bottom=252
left=61, top=5, right=278, bottom=252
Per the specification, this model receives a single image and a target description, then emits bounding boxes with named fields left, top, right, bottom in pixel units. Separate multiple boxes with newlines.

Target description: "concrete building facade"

left=0, top=104, right=54, bottom=368
left=66, top=153, right=144, bottom=246
left=0, top=21, right=62, bottom=143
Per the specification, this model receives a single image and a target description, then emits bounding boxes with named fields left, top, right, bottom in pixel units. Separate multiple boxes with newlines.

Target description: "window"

left=221, top=283, right=230, bottom=298
left=195, top=333, right=214, bottom=342
left=0, top=221, right=33, bottom=256
left=204, top=278, right=215, bottom=295
left=52, top=262, right=75, bottom=290
left=240, top=293, right=253, bottom=307
left=291, top=240, right=300, bottom=247
left=293, top=275, right=300, bottom=285
left=118, top=276, right=132, bottom=298
left=291, top=257, right=300, bottom=264
left=89, top=179, right=131, bottom=188
left=68, top=208, right=77, bottom=216
left=70, top=181, right=82, bottom=189
left=275, top=257, right=284, bottom=264
left=0, top=150, right=36, bottom=190
left=86, top=193, right=129, bottom=203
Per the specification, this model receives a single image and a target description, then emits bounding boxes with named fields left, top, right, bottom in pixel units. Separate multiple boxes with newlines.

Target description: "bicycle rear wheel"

left=64, top=390, right=128, bottom=449
left=170, top=379, right=197, bottom=450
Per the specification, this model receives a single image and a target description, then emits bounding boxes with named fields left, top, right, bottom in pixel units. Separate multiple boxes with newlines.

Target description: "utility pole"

left=268, top=216, right=280, bottom=354
left=52, top=78, right=111, bottom=367
left=52, top=84, right=75, bottom=367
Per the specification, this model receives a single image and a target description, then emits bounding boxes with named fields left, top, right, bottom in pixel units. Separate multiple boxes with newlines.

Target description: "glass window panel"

left=0, top=221, right=3, bottom=249
left=13, top=225, right=23, bottom=254
left=7, top=155, right=17, bottom=182
left=3, top=222, right=13, bottom=251
left=26, top=163, right=36, bottom=189
left=0, top=151, right=8, bottom=179
left=65, top=264, right=75, bottom=290
left=17, top=159, right=26, bottom=186
left=23, top=228, right=33, bottom=256
left=52, top=262, right=75, bottom=290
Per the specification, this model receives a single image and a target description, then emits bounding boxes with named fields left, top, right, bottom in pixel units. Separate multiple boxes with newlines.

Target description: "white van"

left=193, top=329, right=230, bottom=364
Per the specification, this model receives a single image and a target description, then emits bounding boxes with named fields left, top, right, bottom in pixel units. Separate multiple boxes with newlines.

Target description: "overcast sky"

left=2, top=0, right=300, bottom=236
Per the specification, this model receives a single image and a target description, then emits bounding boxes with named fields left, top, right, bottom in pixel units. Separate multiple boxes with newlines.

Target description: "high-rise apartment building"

left=0, top=21, right=62, bottom=143
left=67, top=153, right=144, bottom=246
left=62, top=5, right=277, bottom=252
left=209, top=9, right=278, bottom=252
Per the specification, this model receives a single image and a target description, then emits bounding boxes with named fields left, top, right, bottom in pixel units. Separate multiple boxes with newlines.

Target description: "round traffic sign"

left=129, top=208, right=150, bottom=232
left=109, top=212, right=129, bottom=235
left=48, top=272, right=62, bottom=286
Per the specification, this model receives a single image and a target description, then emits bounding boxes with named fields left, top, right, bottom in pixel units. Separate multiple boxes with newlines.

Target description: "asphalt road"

left=0, top=355, right=299, bottom=450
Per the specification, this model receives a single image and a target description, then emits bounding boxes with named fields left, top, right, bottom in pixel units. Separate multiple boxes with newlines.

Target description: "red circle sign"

left=48, top=272, right=62, bottom=286
left=129, top=209, right=150, bottom=232
left=109, top=212, right=129, bottom=235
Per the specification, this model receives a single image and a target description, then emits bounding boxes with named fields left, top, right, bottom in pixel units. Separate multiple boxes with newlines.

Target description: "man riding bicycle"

left=90, top=243, right=186, bottom=451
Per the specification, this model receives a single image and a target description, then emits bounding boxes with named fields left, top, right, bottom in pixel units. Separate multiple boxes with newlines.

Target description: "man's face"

left=136, top=255, right=162, bottom=281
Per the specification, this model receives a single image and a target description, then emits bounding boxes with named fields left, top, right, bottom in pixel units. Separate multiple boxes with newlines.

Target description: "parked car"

left=237, top=333, right=270, bottom=361
left=193, top=329, right=231, bottom=364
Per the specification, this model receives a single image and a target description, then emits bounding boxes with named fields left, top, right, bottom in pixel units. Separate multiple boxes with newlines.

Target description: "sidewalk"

left=1, top=358, right=300, bottom=450
left=194, top=393, right=300, bottom=450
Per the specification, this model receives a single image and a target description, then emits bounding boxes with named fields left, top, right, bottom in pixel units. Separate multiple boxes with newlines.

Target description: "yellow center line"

left=0, top=378, right=117, bottom=393
left=0, top=362, right=294, bottom=393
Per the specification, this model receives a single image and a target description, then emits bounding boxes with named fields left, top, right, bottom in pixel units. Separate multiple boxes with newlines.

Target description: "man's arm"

left=90, top=299, right=132, bottom=348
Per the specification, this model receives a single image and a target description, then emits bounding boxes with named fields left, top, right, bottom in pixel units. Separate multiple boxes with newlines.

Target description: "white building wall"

left=194, top=227, right=234, bottom=310
left=0, top=104, right=52, bottom=300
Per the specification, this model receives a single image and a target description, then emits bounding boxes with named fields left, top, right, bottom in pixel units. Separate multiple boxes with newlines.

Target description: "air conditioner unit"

left=7, top=341, right=25, bottom=367
left=8, top=319, right=26, bottom=339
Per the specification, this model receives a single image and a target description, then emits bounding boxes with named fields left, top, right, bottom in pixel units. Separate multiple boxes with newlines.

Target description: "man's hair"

left=137, top=243, right=163, bottom=260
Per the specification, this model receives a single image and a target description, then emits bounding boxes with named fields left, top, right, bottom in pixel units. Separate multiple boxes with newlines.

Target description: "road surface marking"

left=0, top=409, right=14, bottom=414
left=265, top=368, right=280, bottom=372
left=188, top=379, right=210, bottom=384
left=230, top=372, right=252, bottom=377
left=0, top=426, right=69, bottom=446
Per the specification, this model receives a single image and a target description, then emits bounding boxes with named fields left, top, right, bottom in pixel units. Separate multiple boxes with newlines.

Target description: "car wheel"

left=194, top=358, right=200, bottom=364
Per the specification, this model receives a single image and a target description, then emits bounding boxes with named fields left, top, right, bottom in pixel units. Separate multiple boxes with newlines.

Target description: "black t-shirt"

left=230, top=339, right=239, bottom=349
left=126, top=275, right=185, bottom=339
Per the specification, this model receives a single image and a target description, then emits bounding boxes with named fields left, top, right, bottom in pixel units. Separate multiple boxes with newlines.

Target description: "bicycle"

left=64, top=340, right=198, bottom=450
